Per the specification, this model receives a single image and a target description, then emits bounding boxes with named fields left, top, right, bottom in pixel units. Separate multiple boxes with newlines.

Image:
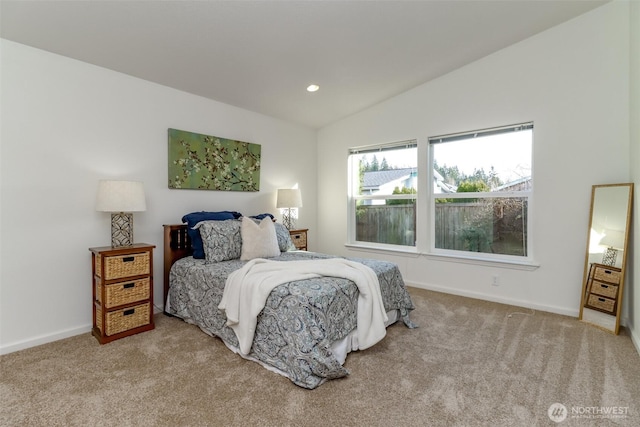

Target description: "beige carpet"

left=1, top=288, right=639, bottom=427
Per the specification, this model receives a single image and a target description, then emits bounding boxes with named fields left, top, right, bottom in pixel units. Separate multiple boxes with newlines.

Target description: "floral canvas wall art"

left=168, top=128, right=261, bottom=191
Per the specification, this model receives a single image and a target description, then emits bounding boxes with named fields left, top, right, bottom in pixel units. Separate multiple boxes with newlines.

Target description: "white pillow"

left=240, top=217, right=281, bottom=260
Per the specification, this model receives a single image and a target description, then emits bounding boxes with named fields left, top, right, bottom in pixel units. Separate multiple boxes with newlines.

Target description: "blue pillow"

left=250, top=213, right=274, bottom=220
left=182, top=211, right=242, bottom=259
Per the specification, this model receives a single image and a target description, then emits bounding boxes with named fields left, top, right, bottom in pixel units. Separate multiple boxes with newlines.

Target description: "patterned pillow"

left=274, top=222, right=296, bottom=252
left=182, top=211, right=242, bottom=259
left=196, top=219, right=242, bottom=263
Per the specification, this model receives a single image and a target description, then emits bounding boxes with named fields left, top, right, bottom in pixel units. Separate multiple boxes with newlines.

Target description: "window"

left=348, top=141, right=417, bottom=247
left=429, top=123, right=533, bottom=260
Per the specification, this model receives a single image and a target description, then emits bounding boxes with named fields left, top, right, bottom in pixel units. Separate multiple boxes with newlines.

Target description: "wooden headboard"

left=163, top=224, right=191, bottom=311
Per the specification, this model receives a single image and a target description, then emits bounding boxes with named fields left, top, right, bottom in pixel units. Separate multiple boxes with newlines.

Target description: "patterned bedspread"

left=166, top=251, right=415, bottom=389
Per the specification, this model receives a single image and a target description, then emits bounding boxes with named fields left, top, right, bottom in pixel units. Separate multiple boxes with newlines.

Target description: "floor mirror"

left=579, top=183, right=633, bottom=334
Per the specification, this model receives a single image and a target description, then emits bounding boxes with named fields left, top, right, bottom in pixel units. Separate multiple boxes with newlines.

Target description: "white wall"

left=0, top=40, right=317, bottom=353
left=317, top=2, right=631, bottom=318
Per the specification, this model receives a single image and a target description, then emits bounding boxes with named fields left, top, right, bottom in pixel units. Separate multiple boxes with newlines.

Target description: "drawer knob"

left=123, top=256, right=135, bottom=262
left=123, top=283, right=135, bottom=289
left=123, top=308, right=135, bottom=316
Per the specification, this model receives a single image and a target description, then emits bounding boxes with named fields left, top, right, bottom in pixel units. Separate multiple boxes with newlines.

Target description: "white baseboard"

left=406, top=282, right=640, bottom=358
left=405, top=281, right=579, bottom=318
left=2, top=291, right=632, bottom=357
left=0, top=324, right=92, bottom=355
left=1, top=306, right=165, bottom=355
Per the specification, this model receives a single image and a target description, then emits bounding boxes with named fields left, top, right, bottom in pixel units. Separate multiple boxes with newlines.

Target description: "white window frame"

left=347, top=140, right=418, bottom=251
left=426, top=123, right=534, bottom=265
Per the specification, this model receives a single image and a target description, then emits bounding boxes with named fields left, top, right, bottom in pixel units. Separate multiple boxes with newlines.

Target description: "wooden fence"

left=356, top=201, right=526, bottom=255
left=356, top=205, right=416, bottom=246
left=433, top=203, right=493, bottom=252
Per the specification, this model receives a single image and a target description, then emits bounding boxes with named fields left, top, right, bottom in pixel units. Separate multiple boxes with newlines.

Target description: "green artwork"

left=168, top=128, right=261, bottom=191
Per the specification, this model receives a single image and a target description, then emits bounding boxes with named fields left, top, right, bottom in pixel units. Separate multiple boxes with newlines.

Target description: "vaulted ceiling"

left=1, top=1, right=608, bottom=128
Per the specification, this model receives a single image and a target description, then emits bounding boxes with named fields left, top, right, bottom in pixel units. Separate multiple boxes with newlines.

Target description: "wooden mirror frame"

left=579, top=183, right=634, bottom=334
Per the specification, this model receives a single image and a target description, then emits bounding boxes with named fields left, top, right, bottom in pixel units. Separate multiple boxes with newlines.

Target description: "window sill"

left=344, top=243, right=539, bottom=270
left=421, top=252, right=540, bottom=271
left=344, top=243, right=421, bottom=257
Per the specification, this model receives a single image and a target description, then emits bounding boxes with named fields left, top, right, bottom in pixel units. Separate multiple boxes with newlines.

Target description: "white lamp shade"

left=96, top=180, right=147, bottom=212
left=276, top=188, right=302, bottom=208
left=600, top=230, right=625, bottom=250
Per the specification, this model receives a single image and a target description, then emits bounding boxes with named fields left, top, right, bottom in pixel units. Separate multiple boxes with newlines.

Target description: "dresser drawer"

left=96, top=302, right=151, bottom=336
left=588, top=280, right=618, bottom=300
left=586, top=294, right=616, bottom=314
left=592, top=265, right=621, bottom=285
left=96, top=277, right=150, bottom=308
left=96, top=252, right=150, bottom=280
left=290, top=231, right=307, bottom=249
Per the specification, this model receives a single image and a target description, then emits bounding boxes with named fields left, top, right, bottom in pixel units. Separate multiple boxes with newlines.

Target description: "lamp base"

left=111, top=213, right=134, bottom=247
left=282, top=208, right=296, bottom=230
left=602, top=247, right=618, bottom=266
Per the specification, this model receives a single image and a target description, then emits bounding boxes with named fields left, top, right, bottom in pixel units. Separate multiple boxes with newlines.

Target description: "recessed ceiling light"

left=306, top=84, right=319, bottom=92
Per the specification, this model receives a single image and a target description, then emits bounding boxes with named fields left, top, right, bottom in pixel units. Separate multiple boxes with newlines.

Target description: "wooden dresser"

left=289, top=229, right=308, bottom=251
left=90, top=243, right=155, bottom=344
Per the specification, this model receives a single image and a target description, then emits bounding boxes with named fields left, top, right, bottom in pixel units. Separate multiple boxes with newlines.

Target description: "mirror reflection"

left=587, top=186, right=630, bottom=268
left=579, top=183, right=633, bottom=334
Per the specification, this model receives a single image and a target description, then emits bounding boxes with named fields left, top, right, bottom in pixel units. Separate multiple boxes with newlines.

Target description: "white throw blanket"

left=218, top=258, right=389, bottom=355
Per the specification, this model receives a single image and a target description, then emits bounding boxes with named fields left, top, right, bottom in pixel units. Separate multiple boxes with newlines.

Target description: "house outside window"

left=429, top=122, right=533, bottom=261
left=348, top=141, right=417, bottom=247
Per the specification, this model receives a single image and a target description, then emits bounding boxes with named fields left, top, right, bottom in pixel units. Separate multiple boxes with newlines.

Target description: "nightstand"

left=90, top=243, right=155, bottom=344
left=289, top=229, right=308, bottom=251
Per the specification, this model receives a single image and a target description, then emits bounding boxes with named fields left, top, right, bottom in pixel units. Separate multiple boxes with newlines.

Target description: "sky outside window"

left=433, top=130, right=532, bottom=185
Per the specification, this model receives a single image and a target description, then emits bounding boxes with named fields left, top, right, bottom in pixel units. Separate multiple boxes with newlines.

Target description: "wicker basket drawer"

left=290, top=232, right=307, bottom=249
left=96, top=252, right=150, bottom=280
left=96, top=278, right=150, bottom=309
left=593, top=266, right=621, bottom=285
left=586, top=294, right=616, bottom=314
left=589, top=280, right=618, bottom=300
left=96, top=302, right=151, bottom=336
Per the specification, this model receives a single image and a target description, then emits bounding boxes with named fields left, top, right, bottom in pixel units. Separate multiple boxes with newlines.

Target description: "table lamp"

left=96, top=180, right=146, bottom=247
left=276, top=188, right=302, bottom=230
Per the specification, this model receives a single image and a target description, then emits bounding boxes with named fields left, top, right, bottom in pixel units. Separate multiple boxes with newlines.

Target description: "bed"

left=163, top=215, right=416, bottom=389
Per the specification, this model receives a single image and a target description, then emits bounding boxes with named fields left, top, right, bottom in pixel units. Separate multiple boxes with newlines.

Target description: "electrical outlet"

left=492, top=275, right=499, bottom=286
